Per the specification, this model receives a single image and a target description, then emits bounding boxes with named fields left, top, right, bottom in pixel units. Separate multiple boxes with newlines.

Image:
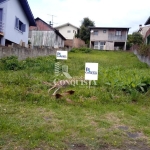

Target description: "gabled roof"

left=35, top=17, right=53, bottom=30
left=34, top=17, right=66, bottom=40
left=55, top=23, right=79, bottom=29
left=19, top=0, right=36, bottom=26
left=89, top=26, right=130, bottom=31
left=145, top=16, right=150, bottom=25
left=138, top=26, right=150, bottom=38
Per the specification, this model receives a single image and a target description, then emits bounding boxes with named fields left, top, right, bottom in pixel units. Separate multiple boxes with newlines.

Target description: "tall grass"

left=0, top=50, right=150, bottom=149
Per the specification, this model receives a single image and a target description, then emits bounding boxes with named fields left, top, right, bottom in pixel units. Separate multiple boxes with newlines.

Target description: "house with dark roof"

left=89, top=27, right=130, bottom=50
left=0, top=0, right=36, bottom=46
left=29, top=17, right=66, bottom=48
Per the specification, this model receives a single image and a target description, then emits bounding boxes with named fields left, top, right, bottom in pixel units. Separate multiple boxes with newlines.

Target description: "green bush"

left=137, top=44, right=150, bottom=56
left=70, top=47, right=92, bottom=53
left=0, top=56, right=23, bottom=71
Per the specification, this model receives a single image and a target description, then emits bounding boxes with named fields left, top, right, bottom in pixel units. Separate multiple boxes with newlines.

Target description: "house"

left=55, top=23, right=85, bottom=48
left=138, top=24, right=150, bottom=45
left=144, top=17, right=150, bottom=45
left=89, top=27, right=130, bottom=50
left=55, top=23, right=79, bottom=40
left=0, top=0, right=36, bottom=47
left=29, top=17, right=66, bottom=48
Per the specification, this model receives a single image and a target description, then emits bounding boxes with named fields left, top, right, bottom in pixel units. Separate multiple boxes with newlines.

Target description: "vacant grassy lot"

left=0, top=50, right=150, bottom=150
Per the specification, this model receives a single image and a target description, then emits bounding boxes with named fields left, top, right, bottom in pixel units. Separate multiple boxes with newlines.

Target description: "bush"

left=70, top=47, right=92, bottom=53
left=126, top=42, right=132, bottom=50
left=0, top=56, right=23, bottom=71
left=137, top=44, right=150, bottom=56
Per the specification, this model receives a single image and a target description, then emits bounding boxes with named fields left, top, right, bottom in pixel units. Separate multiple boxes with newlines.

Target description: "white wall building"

left=0, top=0, right=36, bottom=47
left=55, top=23, right=79, bottom=40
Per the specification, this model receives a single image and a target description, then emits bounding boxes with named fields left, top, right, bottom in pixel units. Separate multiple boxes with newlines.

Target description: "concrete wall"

left=0, top=0, right=29, bottom=46
left=133, top=50, right=150, bottom=66
left=64, top=39, right=73, bottom=47
left=64, top=38, right=86, bottom=48
left=0, top=46, right=57, bottom=60
left=105, top=42, right=114, bottom=50
left=56, top=25, right=78, bottom=40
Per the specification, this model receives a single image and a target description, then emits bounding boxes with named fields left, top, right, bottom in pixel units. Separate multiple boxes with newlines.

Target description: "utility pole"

left=47, top=14, right=57, bottom=26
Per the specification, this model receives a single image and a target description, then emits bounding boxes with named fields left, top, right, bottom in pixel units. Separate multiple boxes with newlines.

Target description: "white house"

left=55, top=23, right=79, bottom=40
left=0, top=0, right=36, bottom=47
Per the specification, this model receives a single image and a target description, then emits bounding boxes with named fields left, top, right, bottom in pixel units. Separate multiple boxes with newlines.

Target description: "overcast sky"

left=28, top=0, right=150, bottom=34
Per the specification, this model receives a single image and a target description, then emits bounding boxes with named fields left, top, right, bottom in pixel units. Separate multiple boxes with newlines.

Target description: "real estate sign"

left=56, top=51, right=68, bottom=60
left=85, top=63, right=98, bottom=80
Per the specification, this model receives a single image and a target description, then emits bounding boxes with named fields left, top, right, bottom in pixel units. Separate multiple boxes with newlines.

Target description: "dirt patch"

left=104, top=113, right=120, bottom=124
left=96, top=140, right=150, bottom=150
left=123, top=140, right=150, bottom=150
left=70, top=143, right=89, bottom=150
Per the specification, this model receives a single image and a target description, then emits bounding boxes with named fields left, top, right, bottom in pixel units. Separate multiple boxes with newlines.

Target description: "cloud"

left=28, top=0, right=150, bottom=33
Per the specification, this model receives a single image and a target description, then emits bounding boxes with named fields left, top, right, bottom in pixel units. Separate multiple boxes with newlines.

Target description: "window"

left=67, top=30, right=71, bottom=33
left=94, top=41, right=98, bottom=45
left=100, top=42, right=105, bottom=45
left=0, top=0, right=6, bottom=4
left=103, top=30, right=106, bottom=33
left=116, top=30, right=122, bottom=36
left=15, top=17, right=26, bottom=32
left=94, top=31, right=98, bottom=35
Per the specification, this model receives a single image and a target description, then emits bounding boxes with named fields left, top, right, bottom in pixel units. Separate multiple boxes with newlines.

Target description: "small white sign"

left=85, top=63, right=98, bottom=80
left=56, top=51, right=68, bottom=60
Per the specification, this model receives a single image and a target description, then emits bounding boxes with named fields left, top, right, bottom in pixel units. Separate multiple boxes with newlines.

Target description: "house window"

left=94, top=31, right=98, bottom=35
left=15, top=17, right=26, bottom=32
left=67, top=30, right=71, bottom=33
left=116, top=31, right=122, bottom=36
left=0, top=0, right=6, bottom=3
left=103, top=30, right=106, bottom=33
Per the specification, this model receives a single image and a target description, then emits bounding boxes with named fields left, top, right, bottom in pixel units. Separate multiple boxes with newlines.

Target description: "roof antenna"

left=47, top=14, right=57, bottom=27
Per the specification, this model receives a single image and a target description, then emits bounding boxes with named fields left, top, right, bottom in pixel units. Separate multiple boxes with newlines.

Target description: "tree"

left=126, top=32, right=143, bottom=50
left=78, top=17, right=95, bottom=45
left=126, top=34, right=133, bottom=50
left=131, top=32, right=143, bottom=45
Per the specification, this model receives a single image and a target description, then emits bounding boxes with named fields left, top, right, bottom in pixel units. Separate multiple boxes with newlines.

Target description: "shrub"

left=70, top=47, right=92, bottom=53
left=137, top=44, right=150, bottom=56
left=0, top=56, right=23, bottom=71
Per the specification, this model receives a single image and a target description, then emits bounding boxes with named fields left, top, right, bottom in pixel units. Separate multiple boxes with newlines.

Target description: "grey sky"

left=28, top=0, right=150, bottom=34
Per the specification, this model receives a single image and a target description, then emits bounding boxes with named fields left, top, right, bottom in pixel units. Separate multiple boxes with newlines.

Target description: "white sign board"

left=56, top=51, right=68, bottom=60
left=85, top=63, right=98, bottom=80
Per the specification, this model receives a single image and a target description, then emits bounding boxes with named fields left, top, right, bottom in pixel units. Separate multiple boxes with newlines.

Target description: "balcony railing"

left=0, top=21, right=4, bottom=35
left=108, top=35, right=126, bottom=41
